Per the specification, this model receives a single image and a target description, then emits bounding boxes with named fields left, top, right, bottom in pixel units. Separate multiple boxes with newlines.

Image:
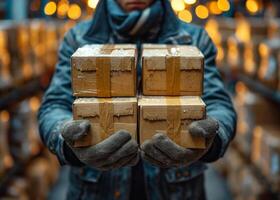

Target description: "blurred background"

left=0, top=0, right=279, bottom=199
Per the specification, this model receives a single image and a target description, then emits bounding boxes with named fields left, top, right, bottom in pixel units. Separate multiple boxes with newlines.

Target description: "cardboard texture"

left=72, top=44, right=137, bottom=97
left=142, top=44, right=204, bottom=96
left=73, top=98, right=137, bottom=147
left=139, top=96, right=206, bottom=148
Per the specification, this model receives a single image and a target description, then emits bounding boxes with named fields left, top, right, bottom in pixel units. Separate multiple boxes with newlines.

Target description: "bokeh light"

left=178, top=10, right=193, bottom=23
left=184, top=0, right=197, bottom=5
left=195, top=5, right=209, bottom=19
left=44, top=1, right=57, bottom=16
left=67, top=4, right=82, bottom=20
left=217, top=0, right=230, bottom=12
left=246, top=0, right=259, bottom=14
left=171, top=0, right=185, bottom=12
left=88, top=0, right=99, bottom=9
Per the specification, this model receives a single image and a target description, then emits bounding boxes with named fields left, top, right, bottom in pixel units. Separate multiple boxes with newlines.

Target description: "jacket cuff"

left=47, top=120, right=71, bottom=165
left=200, top=122, right=228, bottom=162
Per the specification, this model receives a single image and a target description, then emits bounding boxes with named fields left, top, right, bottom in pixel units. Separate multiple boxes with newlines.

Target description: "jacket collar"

left=84, top=0, right=192, bottom=45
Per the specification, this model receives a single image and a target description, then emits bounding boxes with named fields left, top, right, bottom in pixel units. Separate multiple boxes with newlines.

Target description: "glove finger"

left=83, top=130, right=132, bottom=161
left=141, top=140, right=174, bottom=165
left=188, top=118, right=219, bottom=138
left=93, top=138, right=138, bottom=167
left=125, top=150, right=140, bottom=167
left=141, top=151, right=170, bottom=168
left=62, top=120, right=90, bottom=146
left=152, top=133, right=193, bottom=161
left=97, top=152, right=137, bottom=171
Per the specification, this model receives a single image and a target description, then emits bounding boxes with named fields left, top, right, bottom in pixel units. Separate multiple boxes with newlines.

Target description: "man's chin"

left=126, top=4, right=148, bottom=11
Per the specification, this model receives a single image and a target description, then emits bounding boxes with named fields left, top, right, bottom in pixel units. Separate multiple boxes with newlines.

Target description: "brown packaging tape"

left=96, top=45, right=115, bottom=97
left=100, top=44, right=115, bottom=54
left=166, top=98, right=182, bottom=144
left=73, top=99, right=115, bottom=147
left=166, top=46, right=181, bottom=95
left=96, top=57, right=111, bottom=97
left=99, top=101, right=114, bottom=140
left=166, top=57, right=181, bottom=95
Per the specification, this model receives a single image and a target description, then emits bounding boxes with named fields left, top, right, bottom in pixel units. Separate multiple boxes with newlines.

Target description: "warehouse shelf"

left=0, top=151, right=43, bottom=195
left=232, top=140, right=279, bottom=195
left=0, top=76, right=47, bottom=111
left=219, top=67, right=280, bottom=104
left=237, top=74, right=280, bottom=104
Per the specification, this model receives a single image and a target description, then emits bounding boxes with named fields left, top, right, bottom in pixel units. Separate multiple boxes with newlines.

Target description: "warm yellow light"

left=195, top=5, right=209, bottom=19
left=246, top=0, right=259, bottom=14
left=44, top=1, right=57, bottom=16
left=67, top=4, right=82, bottom=20
left=235, top=19, right=251, bottom=43
left=88, top=0, right=99, bottom=9
left=259, top=43, right=269, bottom=57
left=178, top=10, right=192, bottom=23
left=184, top=0, right=196, bottom=5
left=217, top=0, right=230, bottom=12
left=205, top=19, right=221, bottom=44
left=244, top=43, right=255, bottom=75
left=57, top=1, right=69, bottom=17
left=227, top=37, right=239, bottom=67
left=171, top=0, right=185, bottom=12
left=209, top=1, right=222, bottom=15
left=29, top=97, right=41, bottom=112
left=0, top=111, right=9, bottom=123
left=216, top=45, right=224, bottom=63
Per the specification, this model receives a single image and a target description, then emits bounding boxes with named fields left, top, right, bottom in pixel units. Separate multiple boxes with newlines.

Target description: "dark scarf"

left=84, top=0, right=192, bottom=45
left=106, top=0, right=163, bottom=43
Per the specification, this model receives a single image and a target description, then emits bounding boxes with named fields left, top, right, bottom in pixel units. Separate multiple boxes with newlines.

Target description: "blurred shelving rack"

left=0, top=77, right=43, bottom=111
left=0, top=71, right=52, bottom=195
left=237, top=74, right=280, bottom=104
left=219, top=65, right=280, bottom=198
left=219, top=67, right=280, bottom=104
left=0, top=151, right=44, bottom=196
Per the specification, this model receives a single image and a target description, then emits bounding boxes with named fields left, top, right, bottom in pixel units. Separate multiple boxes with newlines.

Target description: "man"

left=38, top=0, right=236, bottom=199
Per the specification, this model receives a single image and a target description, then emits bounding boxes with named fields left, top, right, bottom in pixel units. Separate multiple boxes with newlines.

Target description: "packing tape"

left=96, top=57, right=111, bottom=97
left=166, top=97, right=182, bottom=144
left=95, top=45, right=115, bottom=97
left=166, top=46, right=180, bottom=95
left=99, top=100, right=115, bottom=141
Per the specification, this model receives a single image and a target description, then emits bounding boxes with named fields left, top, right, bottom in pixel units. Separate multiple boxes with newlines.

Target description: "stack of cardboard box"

left=139, top=44, right=206, bottom=148
left=71, top=44, right=138, bottom=147
left=72, top=44, right=206, bottom=149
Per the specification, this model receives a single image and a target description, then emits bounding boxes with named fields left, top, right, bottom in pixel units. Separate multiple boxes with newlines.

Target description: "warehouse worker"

left=38, top=0, right=236, bottom=199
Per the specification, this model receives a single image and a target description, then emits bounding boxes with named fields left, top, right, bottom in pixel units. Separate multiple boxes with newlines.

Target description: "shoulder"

left=69, top=20, right=92, bottom=37
left=179, top=21, right=209, bottom=45
left=62, top=20, right=92, bottom=48
left=179, top=21, right=216, bottom=55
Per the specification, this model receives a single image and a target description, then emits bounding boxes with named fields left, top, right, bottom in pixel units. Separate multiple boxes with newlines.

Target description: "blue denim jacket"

left=38, top=2, right=236, bottom=199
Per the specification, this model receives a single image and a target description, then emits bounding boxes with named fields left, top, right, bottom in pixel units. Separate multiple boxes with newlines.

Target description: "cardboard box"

left=139, top=96, right=206, bottom=148
left=142, top=44, right=204, bottom=96
left=73, top=97, right=137, bottom=147
left=72, top=44, right=137, bottom=97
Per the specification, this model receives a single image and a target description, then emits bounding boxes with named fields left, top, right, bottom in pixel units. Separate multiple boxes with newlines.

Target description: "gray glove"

left=61, top=120, right=139, bottom=171
left=141, top=118, right=219, bottom=168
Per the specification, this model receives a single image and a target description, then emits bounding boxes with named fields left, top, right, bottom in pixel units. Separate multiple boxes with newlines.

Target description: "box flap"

left=142, top=45, right=204, bottom=71
left=73, top=98, right=137, bottom=118
left=72, top=44, right=136, bottom=71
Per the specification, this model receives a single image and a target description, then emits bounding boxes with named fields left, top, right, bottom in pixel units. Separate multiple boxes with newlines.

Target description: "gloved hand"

left=61, top=120, right=139, bottom=171
left=140, top=118, right=219, bottom=168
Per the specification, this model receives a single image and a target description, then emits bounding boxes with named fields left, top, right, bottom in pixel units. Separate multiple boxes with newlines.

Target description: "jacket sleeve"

left=38, top=29, right=78, bottom=165
left=198, top=29, right=237, bottom=162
